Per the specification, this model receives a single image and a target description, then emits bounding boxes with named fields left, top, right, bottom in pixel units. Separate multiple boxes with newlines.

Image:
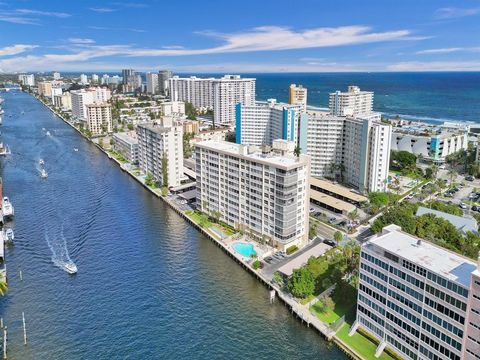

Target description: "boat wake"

left=45, top=225, right=77, bottom=274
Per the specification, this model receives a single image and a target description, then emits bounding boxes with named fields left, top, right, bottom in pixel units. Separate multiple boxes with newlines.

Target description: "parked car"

left=465, top=175, right=475, bottom=181
left=328, top=217, right=336, bottom=224
left=439, top=165, right=446, bottom=170
left=459, top=202, right=468, bottom=209
left=444, top=192, right=453, bottom=198
left=323, top=239, right=336, bottom=247
left=472, top=205, right=479, bottom=211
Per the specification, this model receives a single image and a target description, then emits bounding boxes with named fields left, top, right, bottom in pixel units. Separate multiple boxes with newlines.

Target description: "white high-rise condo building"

left=235, top=99, right=306, bottom=147
left=86, top=103, right=112, bottom=136
left=53, top=92, right=72, bottom=111
left=195, top=139, right=310, bottom=250
left=354, top=224, right=480, bottom=360
left=71, top=87, right=111, bottom=120
left=146, top=73, right=159, bottom=94
left=79, top=74, right=88, bottom=85
left=169, top=75, right=256, bottom=126
left=306, top=111, right=391, bottom=193
left=91, top=74, right=99, bottom=83
left=136, top=118, right=183, bottom=187
left=289, top=84, right=308, bottom=112
left=50, top=87, right=62, bottom=101
left=122, top=68, right=140, bottom=92
left=18, top=74, right=35, bottom=86
left=53, top=72, right=61, bottom=80
left=329, top=86, right=374, bottom=117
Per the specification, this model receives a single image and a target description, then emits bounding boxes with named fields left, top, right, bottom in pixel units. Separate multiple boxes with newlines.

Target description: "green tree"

left=368, top=192, right=389, bottom=208
left=185, top=102, right=197, bottom=120
left=334, top=231, right=343, bottom=245
left=309, top=222, right=318, bottom=239
left=447, top=169, right=458, bottom=187
left=0, top=275, right=7, bottom=296
left=390, top=150, right=417, bottom=171
left=161, top=153, right=168, bottom=187
left=127, top=123, right=134, bottom=131
left=287, top=267, right=315, bottom=299
left=294, top=145, right=301, bottom=158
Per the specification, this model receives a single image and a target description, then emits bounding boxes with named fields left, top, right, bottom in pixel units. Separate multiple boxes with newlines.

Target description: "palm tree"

left=430, top=164, right=438, bottom=179
left=447, top=169, right=458, bottom=188
left=293, top=145, right=301, bottom=158
left=347, top=209, right=360, bottom=226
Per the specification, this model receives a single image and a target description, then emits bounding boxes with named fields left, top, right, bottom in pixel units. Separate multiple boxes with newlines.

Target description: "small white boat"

left=74, top=148, right=78, bottom=152
left=2, top=197, right=13, bottom=218
left=40, top=169, right=48, bottom=179
left=63, top=262, right=77, bottom=274
left=39, top=159, right=44, bottom=166
left=46, top=131, right=51, bottom=136
left=4, top=228, right=14, bottom=242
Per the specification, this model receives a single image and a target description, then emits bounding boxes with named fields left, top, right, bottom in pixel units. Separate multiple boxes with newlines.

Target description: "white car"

left=459, top=202, right=468, bottom=209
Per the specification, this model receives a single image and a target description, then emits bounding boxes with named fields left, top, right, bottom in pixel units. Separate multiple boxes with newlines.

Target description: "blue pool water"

left=233, top=243, right=257, bottom=257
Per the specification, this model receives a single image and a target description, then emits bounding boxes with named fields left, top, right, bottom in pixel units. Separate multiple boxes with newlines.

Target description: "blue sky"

left=0, top=0, right=479, bottom=72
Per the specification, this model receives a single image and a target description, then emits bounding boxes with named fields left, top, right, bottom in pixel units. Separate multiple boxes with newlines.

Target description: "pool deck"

left=37, top=93, right=354, bottom=356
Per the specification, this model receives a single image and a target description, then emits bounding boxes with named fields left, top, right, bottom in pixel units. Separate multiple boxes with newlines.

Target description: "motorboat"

left=39, top=159, right=44, bottom=166
left=2, top=197, right=13, bottom=218
left=4, top=228, right=14, bottom=242
left=74, top=148, right=78, bottom=152
left=63, top=262, right=77, bottom=274
left=46, top=131, right=51, bottom=136
left=40, top=168, right=48, bottom=179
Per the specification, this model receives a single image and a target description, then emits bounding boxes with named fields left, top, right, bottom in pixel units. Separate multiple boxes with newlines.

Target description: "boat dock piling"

left=3, top=327, right=7, bottom=359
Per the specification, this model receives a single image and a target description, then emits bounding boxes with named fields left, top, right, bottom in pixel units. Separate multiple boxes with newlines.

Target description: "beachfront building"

left=235, top=99, right=306, bottom=148
left=306, top=111, right=391, bottom=193
left=329, top=86, right=374, bottom=117
left=86, top=103, right=112, bottom=136
left=195, top=139, right=310, bottom=250
left=289, top=84, right=308, bottom=112
left=113, top=132, right=139, bottom=164
left=136, top=118, right=183, bottom=187
left=169, top=75, right=256, bottom=126
left=353, top=224, right=480, bottom=360
left=18, top=74, right=35, bottom=87
left=391, top=127, right=468, bottom=163
left=146, top=72, right=159, bottom=94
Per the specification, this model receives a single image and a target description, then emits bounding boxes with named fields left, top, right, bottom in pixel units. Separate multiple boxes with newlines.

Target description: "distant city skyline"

left=0, top=0, right=480, bottom=72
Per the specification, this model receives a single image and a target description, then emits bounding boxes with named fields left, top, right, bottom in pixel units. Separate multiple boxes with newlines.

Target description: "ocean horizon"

left=41, top=71, right=480, bottom=124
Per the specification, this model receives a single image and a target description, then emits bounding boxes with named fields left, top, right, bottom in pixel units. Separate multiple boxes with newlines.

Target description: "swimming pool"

left=233, top=242, right=257, bottom=257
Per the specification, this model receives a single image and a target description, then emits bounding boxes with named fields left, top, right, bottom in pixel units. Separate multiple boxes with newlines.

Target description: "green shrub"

left=286, top=245, right=298, bottom=255
left=252, top=260, right=261, bottom=270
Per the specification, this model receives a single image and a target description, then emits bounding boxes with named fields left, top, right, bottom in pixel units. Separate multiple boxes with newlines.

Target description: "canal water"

left=0, top=91, right=345, bottom=359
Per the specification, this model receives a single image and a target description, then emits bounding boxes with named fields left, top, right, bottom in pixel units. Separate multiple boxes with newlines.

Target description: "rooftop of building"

left=113, top=131, right=138, bottom=144
left=310, top=177, right=368, bottom=203
left=416, top=207, right=477, bottom=234
left=171, top=74, right=255, bottom=81
left=137, top=121, right=181, bottom=133
left=366, top=224, right=478, bottom=287
left=278, top=241, right=332, bottom=277
left=195, top=140, right=308, bottom=169
left=392, top=124, right=466, bottom=138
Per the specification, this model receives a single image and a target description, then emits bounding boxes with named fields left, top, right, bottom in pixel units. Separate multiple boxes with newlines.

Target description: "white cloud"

left=89, top=7, right=117, bottom=13
left=0, top=14, right=38, bottom=25
left=434, top=7, right=480, bottom=19
left=68, top=38, right=96, bottom=44
left=15, top=9, right=71, bottom=18
left=0, top=25, right=424, bottom=72
left=416, top=47, right=480, bottom=54
left=388, top=61, right=480, bottom=71
left=0, top=44, right=37, bottom=57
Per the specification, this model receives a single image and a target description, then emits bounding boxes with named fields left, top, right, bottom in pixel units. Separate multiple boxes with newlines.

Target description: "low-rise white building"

left=113, top=132, right=139, bottom=164
left=195, top=139, right=310, bottom=250
left=136, top=118, right=183, bottom=187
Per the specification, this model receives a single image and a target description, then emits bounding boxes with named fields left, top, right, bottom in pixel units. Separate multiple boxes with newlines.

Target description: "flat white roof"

left=367, top=225, right=477, bottom=287
left=196, top=140, right=307, bottom=169
left=113, top=131, right=138, bottom=144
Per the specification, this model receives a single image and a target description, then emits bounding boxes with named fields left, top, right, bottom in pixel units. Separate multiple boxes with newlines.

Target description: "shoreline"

left=33, top=93, right=361, bottom=359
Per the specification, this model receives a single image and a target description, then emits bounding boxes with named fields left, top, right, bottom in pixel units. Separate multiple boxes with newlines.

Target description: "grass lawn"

left=299, top=294, right=315, bottom=305
left=185, top=210, right=212, bottom=228
left=310, top=285, right=356, bottom=324
left=336, top=323, right=396, bottom=360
